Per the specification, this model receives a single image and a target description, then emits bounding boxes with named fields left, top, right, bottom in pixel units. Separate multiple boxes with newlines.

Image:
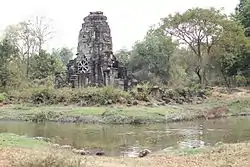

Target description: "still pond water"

left=1, top=117, right=250, bottom=156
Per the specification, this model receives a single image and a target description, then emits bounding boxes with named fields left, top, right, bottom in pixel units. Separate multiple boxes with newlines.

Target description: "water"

left=1, top=117, right=250, bottom=156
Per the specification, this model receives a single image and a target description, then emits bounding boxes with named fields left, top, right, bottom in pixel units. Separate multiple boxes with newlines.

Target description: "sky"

left=0, top=0, right=239, bottom=54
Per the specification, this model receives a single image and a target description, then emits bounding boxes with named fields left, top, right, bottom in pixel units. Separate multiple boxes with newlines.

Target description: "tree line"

left=0, top=16, right=74, bottom=91
left=1, top=0, right=250, bottom=92
left=116, top=0, right=250, bottom=88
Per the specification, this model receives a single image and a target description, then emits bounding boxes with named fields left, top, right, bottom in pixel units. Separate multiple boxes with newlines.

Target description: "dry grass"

left=209, top=86, right=250, bottom=101
left=0, top=142, right=250, bottom=167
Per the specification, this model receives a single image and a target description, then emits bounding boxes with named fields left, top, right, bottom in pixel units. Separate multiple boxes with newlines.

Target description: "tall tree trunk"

left=26, top=48, right=30, bottom=78
left=201, top=68, right=207, bottom=89
left=194, top=66, right=202, bottom=84
left=198, top=55, right=207, bottom=89
left=220, top=69, right=231, bottom=89
left=38, top=38, right=42, bottom=55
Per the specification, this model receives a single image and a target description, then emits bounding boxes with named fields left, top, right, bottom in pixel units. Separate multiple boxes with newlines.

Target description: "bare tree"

left=32, top=16, right=55, bottom=54
left=3, top=15, right=55, bottom=78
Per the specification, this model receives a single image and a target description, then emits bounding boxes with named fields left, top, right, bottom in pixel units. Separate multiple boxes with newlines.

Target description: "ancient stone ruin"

left=55, top=11, right=137, bottom=90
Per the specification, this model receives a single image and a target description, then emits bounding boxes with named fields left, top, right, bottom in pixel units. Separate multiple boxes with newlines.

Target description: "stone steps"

left=70, top=75, right=78, bottom=81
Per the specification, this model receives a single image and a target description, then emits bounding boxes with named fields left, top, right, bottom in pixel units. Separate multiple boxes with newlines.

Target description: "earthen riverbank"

left=0, top=132, right=250, bottom=167
left=1, top=86, right=250, bottom=124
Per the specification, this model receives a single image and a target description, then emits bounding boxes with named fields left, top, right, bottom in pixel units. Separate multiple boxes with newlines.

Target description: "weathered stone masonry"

left=55, top=11, right=137, bottom=90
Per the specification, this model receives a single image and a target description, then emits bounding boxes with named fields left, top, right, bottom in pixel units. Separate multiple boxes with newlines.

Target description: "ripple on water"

left=206, top=128, right=226, bottom=132
left=178, top=139, right=206, bottom=149
left=1, top=117, right=250, bottom=156
left=120, top=146, right=143, bottom=157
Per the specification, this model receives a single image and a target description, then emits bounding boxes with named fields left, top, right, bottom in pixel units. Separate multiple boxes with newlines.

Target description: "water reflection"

left=0, top=117, right=250, bottom=156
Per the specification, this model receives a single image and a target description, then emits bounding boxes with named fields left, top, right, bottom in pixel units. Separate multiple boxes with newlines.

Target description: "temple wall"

left=57, top=11, right=136, bottom=90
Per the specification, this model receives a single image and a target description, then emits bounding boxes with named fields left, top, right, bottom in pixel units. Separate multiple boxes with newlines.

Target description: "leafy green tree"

left=230, top=0, right=250, bottom=86
left=160, top=7, right=247, bottom=88
left=52, top=47, right=74, bottom=65
left=168, top=47, right=198, bottom=87
left=0, top=39, right=18, bottom=90
left=30, top=50, right=64, bottom=80
left=213, top=29, right=250, bottom=87
left=115, top=49, right=131, bottom=66
left=4, top=21, right=37, bottom=78
left=128, top=28, right=176, bottom=84
left=235, top=0, right=250, bottom=36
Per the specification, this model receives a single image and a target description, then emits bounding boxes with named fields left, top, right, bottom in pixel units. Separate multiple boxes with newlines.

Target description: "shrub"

left=6, top=84, right=211, bottom=106
left=131, top=82, right=152, bottom=101
left=31, top=110, right=62, bottom=122
left=0, top=93, right=6, bottom=103
left=7, top=86, right=132, bottom=106
left=31, top=87, right=54, bottom=104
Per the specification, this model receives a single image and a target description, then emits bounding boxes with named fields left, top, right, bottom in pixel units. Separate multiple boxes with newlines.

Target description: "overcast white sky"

left=0, top=0, right=239, bottom=53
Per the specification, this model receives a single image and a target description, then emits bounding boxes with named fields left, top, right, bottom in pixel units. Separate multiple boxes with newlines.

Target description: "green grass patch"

left=69, top=107, right=108, bottom=115
left=0, top=133, right=48, bottom=148
left=178, top=147, right=205, bottom=155
left=227, top=99, right=250, bottom=113
left=1, top=96, right=250, bottom=124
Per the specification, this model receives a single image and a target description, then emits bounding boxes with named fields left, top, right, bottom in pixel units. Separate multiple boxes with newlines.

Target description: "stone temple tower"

left=59, top=11, right=136, bottom=90
left=75, top=11, right=116, bottom=87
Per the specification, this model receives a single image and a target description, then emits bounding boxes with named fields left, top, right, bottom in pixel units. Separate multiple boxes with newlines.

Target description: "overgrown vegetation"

left=0, top=2, right=249, bottom=95
left=1, top=94, right=250, bottom=124
left=1, top=2, right=250, bottom=166
left=116, top=5, right=250, bottom=88
left=7, top=86, right=130, bottom=105
left=0, top=2, right=250, bottom=111
left=4, top=84, right=209, bottom=106
left=0, top=93, right=6, bottom=103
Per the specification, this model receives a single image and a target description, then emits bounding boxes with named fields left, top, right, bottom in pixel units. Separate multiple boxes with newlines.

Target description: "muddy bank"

left=58, top=106, right=250, bottom=124
left=1, top=141, right=250, bottom=167
left=1, top=96, right=250, bottom=124
left=1, top=86, right=250, bottom=124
